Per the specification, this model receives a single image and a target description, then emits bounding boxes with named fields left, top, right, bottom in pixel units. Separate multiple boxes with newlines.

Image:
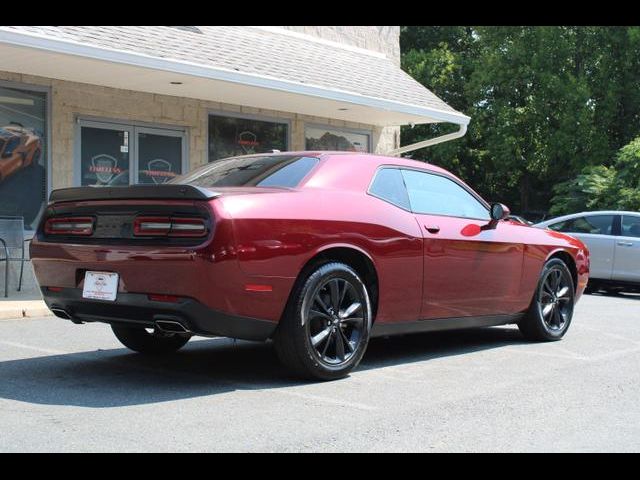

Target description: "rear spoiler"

left=49, top=184, right=220, bottom=203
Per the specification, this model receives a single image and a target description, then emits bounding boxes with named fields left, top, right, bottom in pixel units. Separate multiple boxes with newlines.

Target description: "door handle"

left=617, top=241, right=634, bottom=247
left=424, top=225, right=440, bottom=234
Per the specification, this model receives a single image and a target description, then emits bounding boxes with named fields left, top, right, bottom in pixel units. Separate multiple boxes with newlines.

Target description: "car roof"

left=232, top=150, right=453, bottom=175
left=537, top=210, right=640, bottom=226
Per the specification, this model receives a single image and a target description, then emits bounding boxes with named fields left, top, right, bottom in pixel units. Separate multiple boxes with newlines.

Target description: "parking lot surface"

left=1, top=292, right=639, bottom=452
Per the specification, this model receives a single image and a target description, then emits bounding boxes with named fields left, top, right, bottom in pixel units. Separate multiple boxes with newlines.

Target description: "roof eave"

left=0, top=28, right=470, bottom=127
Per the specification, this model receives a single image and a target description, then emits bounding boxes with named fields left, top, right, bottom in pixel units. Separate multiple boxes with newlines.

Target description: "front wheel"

left=112, top=324, right=190, bottom=354
left=518, top=258, right=575, bottom=341
left=274, top=262, right=372, bottom=381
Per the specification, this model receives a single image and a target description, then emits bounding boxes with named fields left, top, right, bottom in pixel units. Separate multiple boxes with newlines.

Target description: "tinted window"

left=401, top=169, right=490, bottom=219
left=548, top=215, right=614, bottom=235
left=208, top=115, right=288, bottom=161
left=0, top=85, right=48, bottom=231
left=171, top=155, right=318, bottom=188
left=369, top=168, right=410, bottom=210
left=621, top=215, right=640, bottom=238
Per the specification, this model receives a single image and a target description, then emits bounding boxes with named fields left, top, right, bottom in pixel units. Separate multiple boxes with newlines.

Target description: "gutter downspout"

left=388, top=123, right=468, bottom=157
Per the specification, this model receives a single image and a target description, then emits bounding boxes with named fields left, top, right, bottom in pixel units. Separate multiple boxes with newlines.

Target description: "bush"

left=550, top=135, right=640, bottom=215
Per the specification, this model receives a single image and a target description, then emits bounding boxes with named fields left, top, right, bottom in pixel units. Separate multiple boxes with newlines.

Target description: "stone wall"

left=0, top=71, right=390, bottom=191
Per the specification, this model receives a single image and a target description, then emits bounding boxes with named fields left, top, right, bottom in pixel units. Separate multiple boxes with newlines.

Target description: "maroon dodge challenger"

left=31, top=152, right=589, bottom=380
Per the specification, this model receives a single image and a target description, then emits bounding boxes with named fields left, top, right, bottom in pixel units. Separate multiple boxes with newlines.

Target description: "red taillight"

left=134, top=216, right=207, bottom=238
left=44, top=217, right=94, bottom=236
left=168, top=217, right=208, bottom=237
left=133, top=216, right=172, bottom=236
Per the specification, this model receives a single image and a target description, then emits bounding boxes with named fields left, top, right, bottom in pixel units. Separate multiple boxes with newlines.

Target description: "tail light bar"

left=44, top=217, right=95, bottom=236
left=133, top=216, right=208, bottom=238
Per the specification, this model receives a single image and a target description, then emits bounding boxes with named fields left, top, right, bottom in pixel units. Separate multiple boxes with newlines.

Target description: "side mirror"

left=490, top=203, right=510, bottom=221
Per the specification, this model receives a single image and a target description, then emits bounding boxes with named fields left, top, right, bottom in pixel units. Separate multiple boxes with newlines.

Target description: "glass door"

left=135, top=127, right=186, bottom=184
left=78, top=122, right=132, bottom=186
left=76, top=119, right=187, bottom=187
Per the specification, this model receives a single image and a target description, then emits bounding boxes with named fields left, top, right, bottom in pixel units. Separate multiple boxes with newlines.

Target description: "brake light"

left=133, top=216, right=207, bottom=237
left=45, top=217, right=94, bottom=236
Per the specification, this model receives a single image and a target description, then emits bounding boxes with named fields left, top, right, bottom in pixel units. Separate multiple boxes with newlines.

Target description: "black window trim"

left=367, top=165, right=491, bottom=221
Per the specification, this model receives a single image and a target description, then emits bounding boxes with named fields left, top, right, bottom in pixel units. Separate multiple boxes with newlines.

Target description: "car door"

left=547, top=214, right=616, bottom=280
left=400, top=168, right=524, bottom=319
left=612, top=214, right=640, bottom=283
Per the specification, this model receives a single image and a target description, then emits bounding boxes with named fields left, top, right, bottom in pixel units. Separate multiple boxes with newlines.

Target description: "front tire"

left=518, top=258, right=575, bottom=341
left=111, top=324, right=190, bottom=354
left=274, top=262, right=372, bottom=381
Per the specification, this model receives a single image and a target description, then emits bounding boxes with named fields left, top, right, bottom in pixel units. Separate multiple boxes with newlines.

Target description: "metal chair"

left=0, top=216, right=27, bottom=298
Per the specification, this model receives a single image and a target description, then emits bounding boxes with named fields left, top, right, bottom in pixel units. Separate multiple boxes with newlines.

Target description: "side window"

left=547, top=220, right=571, bottom=232
left=401, top=169, right=490, bottom=220
left=621, top=215, right=640, bottom=238
left=369, top=168, right=411, bottom=210
left=550, top=215, right=614, bottom=235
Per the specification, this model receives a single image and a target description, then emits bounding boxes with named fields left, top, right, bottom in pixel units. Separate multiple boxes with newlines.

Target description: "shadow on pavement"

left=0, top=326, right=526, bottom=408
left=589, top=291, right=640, bottom=300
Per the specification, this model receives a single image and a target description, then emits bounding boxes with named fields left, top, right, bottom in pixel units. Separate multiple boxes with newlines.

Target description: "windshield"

left=170, top=155, right=319, bottom=188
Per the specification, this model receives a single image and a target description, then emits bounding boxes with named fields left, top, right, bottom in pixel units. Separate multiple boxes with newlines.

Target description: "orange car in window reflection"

left=0, top=124, right=42, bottom=183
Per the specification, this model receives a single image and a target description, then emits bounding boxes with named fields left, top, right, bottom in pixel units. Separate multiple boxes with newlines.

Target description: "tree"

left=550, top=135, right=640, bottom=215
left=400, top=26, right=640, bottom=215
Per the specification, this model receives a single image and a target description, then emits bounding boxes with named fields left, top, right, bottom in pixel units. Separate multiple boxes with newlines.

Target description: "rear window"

left=170, top=155, right=318, bottom=188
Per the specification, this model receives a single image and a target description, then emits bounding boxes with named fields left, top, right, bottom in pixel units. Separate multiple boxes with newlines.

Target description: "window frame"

left=74, top=116, right=189, bottom=187
left=304, top=123, right=372, bottom=153
left=207, top=110, right=291, bottom=163
left=367, top=165, right=491, bottom=220
left=0, top=79, right=52, bottom=234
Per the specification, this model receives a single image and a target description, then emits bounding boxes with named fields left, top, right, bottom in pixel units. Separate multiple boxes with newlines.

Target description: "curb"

left=0, top=302, right=52, bottom=321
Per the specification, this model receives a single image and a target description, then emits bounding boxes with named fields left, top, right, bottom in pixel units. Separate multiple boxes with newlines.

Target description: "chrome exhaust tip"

left=154, top=319, right=190, bottom=335
left=51, top=308, right=72, bottom=320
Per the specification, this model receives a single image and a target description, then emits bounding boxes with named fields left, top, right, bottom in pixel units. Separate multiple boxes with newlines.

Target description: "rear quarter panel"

left=219, top=187, right=424, bottom=323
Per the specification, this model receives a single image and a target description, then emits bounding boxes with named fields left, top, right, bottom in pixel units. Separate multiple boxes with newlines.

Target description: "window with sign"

left=305, top=125, right=370, bottom=153
left=77, top=119, right=186, bottom=187
left=208, top=114, right=289, bottom=162
left=0, top=83, right=48, bottom=230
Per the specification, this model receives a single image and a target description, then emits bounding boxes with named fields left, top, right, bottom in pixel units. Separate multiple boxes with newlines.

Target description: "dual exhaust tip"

left=51, top=308, right=190, bottom=334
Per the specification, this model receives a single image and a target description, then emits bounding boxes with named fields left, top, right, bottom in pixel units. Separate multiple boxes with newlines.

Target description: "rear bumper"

left=42, top=288, right=277, bottom=341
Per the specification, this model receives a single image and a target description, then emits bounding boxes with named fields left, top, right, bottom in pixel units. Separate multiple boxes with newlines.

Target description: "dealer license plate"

left=82, top=271, right=119, bottom=301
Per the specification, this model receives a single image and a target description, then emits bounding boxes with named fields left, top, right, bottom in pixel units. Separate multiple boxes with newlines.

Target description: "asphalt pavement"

left=0, top=292, right=639, bottom=452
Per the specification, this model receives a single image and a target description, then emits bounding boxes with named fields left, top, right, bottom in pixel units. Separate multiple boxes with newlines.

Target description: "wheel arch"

left=546, top=249, right=578, bottom=293
left=286, top=244, right=380, bottom=322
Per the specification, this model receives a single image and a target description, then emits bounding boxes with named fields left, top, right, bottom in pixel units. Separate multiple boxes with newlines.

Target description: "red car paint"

left=30, top=152, right=589, bottom=334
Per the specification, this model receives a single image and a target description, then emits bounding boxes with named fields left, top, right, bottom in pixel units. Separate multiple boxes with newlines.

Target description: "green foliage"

left=401, top=26, right=640, bottom=214
left=550, top=135, right=640, bottom=215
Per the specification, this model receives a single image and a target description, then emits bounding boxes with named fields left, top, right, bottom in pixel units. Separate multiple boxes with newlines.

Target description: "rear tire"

left=274, top=262, right=372, bottom=381
left=111, top=324, right=190, bottom=354
left=518, top=258, right=575, bottom=342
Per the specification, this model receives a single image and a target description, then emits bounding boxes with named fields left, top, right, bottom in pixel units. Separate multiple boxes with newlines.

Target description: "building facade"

left=0, top=26, right=468, bottom=294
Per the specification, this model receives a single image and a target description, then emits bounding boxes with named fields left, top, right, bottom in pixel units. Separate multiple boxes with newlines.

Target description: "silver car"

left=536, top=211, right=640, bottom=292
